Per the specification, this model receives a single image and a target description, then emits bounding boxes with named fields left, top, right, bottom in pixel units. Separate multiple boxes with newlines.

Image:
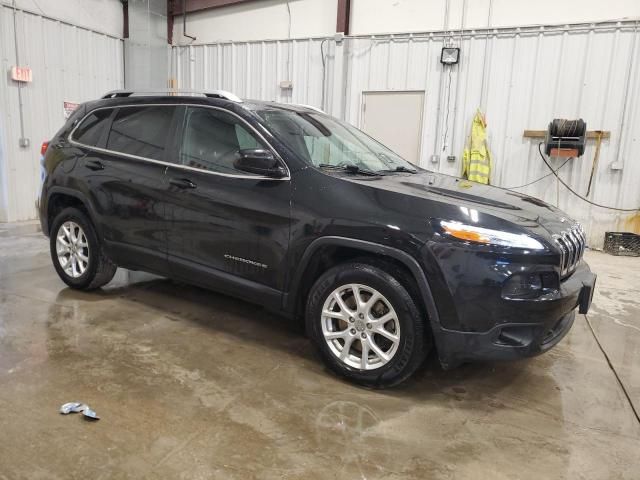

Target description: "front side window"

left=107, top=106, right=176, bottom=161
left=257, top=110, right=419, bottom=173
left=180, top=107, right=267, bottom=175
left=71, top=109, right=113, bottom=147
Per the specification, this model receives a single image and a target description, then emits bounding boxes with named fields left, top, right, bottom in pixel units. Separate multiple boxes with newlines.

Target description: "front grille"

left=553, top=224, right=586, bottom=277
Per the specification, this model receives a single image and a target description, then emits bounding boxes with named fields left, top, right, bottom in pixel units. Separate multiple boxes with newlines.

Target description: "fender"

left=284, top=236, right=445, bottom=348
left=44, top=186, right=103, bottom=239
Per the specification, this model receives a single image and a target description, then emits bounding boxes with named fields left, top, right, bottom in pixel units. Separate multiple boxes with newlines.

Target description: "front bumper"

left=431, top=261, right=596, bottom=369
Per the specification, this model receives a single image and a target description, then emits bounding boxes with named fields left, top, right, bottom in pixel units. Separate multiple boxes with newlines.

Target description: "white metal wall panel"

left=172, top=38, right=329, bottom=107
left=175, top=21, right=640, bottom=247
left=0, top=5, right=123, bottom=222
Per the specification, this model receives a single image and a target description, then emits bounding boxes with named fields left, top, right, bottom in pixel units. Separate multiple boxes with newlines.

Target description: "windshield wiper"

left=378, top=166, right=418, bottom=174
left=318, top=164, right=382, bottom=176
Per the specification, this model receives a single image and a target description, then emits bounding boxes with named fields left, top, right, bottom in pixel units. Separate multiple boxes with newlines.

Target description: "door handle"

left=169, top=178, right=197, bottom=189
left=85, top=160, right=104, bottom=171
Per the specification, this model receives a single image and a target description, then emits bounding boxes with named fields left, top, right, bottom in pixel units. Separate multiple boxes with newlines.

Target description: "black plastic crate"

left=603, top=232, right=640, bottom=256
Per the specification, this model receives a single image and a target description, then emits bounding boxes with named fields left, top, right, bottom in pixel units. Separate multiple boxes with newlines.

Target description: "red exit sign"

left=11, top=66, right=32, bottom=83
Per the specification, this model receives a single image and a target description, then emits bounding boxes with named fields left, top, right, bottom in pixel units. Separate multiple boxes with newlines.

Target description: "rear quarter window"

left=71, top=109, right=113, bottom=147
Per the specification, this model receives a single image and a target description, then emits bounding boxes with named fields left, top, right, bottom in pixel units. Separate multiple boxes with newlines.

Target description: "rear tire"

left=49, top=207, right=117, bottom=290
left=306, top=262, right=428, bottom=388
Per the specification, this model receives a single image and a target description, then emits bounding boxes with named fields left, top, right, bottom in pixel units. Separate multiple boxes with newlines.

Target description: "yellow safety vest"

left=462, top=111, right=492, bottom=184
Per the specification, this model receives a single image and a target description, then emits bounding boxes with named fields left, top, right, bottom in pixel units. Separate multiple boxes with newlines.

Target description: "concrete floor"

left=0, top=221, right=639, bottom=480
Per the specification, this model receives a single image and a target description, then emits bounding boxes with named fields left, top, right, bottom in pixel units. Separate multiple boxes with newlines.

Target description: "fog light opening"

left=495, top=326, right=536, bottom=347
left=502, top=273, right=543, bottom=299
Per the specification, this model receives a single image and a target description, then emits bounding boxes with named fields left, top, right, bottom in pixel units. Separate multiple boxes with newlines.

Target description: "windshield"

left=257, top=109, right=419, bottom=173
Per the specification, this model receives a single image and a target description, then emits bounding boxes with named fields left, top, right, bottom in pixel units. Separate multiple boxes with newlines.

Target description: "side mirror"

left=234, top=149, right=286, bottom=178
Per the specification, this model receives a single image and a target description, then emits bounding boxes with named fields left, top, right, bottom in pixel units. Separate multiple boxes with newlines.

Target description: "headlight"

left=440, top=221, right=545, bottom=250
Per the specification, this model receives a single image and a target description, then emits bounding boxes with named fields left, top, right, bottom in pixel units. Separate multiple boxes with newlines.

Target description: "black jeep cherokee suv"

left=38, top=90, right=596, bottom=387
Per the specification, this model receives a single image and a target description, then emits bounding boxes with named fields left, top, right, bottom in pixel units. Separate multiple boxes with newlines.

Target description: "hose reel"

left=544, top=119, right=587, bottom=157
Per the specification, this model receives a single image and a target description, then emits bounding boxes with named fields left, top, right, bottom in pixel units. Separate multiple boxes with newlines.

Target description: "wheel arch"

left=285, top=237, right=442, bottom=339
left=45, top=187, right=101, bottom=238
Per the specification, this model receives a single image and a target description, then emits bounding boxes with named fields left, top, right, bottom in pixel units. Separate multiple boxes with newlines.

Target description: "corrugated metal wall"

left=172, top=20, right=640, bottom=248
left=0, top=3, right=123, bottom=222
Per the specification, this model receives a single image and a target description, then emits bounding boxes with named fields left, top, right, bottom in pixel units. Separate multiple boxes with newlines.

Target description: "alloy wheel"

left=56, top=221, right=90, bottom=278
left=321, top=283, right=401, bottom=370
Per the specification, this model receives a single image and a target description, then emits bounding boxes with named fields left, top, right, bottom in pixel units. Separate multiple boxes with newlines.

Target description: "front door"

left=165, top=106, right=291, bottom=305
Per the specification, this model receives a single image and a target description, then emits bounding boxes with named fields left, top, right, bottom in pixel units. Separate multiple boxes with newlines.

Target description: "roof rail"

left=101, top=89, right=242, bottom=102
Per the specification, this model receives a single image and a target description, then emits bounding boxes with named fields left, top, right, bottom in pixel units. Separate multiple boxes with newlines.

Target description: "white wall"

left=174, top=0, right=640, bottom=42
left=173, top=0, right=337, bottom=44
left=7, top=0, right=123, bottom=37
left=351, top=0, right=640, bottom=35
left=0, top=3, right=124, bottom=222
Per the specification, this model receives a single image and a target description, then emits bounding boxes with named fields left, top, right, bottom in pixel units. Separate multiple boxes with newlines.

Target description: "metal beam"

left=122, top=0, right=129, bottom=38
left=167, top=0, right=174, bottom=43
left=336, top=0, right=350, bottom=34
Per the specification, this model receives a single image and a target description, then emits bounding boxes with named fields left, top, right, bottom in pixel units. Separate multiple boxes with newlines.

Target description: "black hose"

left=504, top=157, right=571, bottom=189
left=537, top=142, right=639, bottom=212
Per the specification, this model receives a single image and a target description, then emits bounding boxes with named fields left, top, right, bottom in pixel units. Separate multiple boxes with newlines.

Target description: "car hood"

left=346, top=170, right=575, bottom=237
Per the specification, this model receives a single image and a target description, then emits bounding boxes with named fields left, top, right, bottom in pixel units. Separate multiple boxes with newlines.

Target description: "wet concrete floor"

left=0, top=221, right=639, bottom=479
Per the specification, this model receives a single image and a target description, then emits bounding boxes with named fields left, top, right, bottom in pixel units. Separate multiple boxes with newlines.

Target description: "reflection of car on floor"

left=38, top=89, right=596, bottom=387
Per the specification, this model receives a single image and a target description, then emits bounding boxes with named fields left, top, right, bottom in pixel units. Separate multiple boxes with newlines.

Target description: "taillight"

left=41, top=141, right=49, bottom=156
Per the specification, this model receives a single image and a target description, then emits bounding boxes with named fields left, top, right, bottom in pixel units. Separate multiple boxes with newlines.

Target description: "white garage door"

left=361, top=91, right=425, bottom=165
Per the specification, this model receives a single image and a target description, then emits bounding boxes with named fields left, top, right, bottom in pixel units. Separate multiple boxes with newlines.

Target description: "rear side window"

left=71, top=109, right=112, bottom=147
left=179, top=107, right=267, bottom=175
left=107, top=106, right=176, bottom=161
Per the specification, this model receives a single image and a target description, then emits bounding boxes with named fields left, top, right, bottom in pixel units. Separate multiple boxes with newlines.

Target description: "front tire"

left=306, top=262, right=428, bottom=388
left=49, top=207, right=117, bottom=290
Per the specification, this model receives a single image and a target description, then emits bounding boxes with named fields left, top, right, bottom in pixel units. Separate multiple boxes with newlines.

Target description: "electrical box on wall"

left=610, top=161, right=624, bottom=171
left=279, top=80, right=293, bottom=90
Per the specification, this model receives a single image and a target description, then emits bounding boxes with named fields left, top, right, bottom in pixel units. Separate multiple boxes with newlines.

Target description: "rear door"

left=164, top=106, right=291, bottom=305
left=74, top=104, right=179, bottom=274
